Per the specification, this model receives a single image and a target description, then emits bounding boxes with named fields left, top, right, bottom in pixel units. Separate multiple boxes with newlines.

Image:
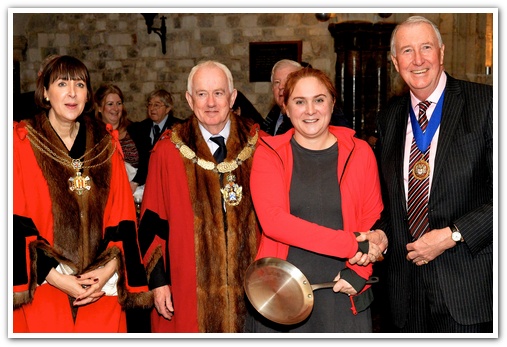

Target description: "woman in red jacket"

left=13, top=55, right=151, bottom=333
left=246, top=67, right=384, bottom=333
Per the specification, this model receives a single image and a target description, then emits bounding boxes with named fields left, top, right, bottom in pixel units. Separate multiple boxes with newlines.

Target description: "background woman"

left=246, top=67, right=383, bottom=333
left=94, top=85, right=152, bottom=332
left=13, top=55, right=151, bottom=333
left=94, top=84, right=148, bottom=196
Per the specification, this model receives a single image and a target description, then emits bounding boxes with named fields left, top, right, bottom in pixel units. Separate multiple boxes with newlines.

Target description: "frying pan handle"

left=366, top=276, right=379, bottom=284
left=310, top=276, right=380, bottom=291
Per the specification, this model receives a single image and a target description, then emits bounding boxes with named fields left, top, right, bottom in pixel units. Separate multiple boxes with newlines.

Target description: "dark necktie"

left=210, top=136, right=227, bottom=163
left=274, top=113, right=285, bottom=135
left=276, top=114, right=293, bottom=135
left=407, top=100, right=432, bottom=240
left=152, top=124, right=161, bottom=145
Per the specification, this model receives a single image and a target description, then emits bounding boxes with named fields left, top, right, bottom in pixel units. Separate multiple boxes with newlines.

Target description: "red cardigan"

left=250, top=126, right=383, bottom=282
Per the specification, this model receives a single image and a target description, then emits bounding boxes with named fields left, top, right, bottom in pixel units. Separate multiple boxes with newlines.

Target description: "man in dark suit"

left=139, top=89, right=180, bottom=150
left=262, top=59, right=351, bottom=135
left=262, top=59, right=302, bottom=135
left=374, top=16, right=493, bottom=333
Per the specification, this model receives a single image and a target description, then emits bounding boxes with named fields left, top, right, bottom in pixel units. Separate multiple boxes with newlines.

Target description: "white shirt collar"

left=154, top=114, right=169, bottom=130
left=199, top=119, right=231, bottom=153
left=410, top=72, right=447, bottom=111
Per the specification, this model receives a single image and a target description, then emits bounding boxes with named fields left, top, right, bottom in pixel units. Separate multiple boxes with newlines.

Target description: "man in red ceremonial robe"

left=138, top=60, right=261, bottom=333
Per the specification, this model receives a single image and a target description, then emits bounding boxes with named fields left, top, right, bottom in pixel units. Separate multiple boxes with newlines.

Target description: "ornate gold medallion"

left=25, top=123, right=116, bottom=196
left=172, top=127, right=258, bottom=207
left=413, top=158, right=430, bottom=180
left=68, top=171, right=92, bottom=195
left=220, top=174, right=243, bottom=206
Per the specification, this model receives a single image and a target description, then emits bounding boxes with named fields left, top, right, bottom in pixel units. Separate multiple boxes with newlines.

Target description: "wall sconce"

left=141, top=13, right=167, bottom=54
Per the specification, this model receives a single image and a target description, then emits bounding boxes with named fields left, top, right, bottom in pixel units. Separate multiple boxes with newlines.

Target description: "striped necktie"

left=407, top=100, right=432, bottom=240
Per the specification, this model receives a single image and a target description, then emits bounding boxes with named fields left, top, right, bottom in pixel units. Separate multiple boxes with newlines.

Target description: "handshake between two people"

left=350, top=229, right=388, bottom=266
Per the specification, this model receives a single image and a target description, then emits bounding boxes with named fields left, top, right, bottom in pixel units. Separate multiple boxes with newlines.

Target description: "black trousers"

left=398, top=262, right=492, bottom=333
left=126, top=307, right=152, bottom=333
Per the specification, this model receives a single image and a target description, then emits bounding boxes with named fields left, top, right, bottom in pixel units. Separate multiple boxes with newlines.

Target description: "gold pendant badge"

left=68, top=172, right=91, bottom=195
left=412, top=158, right=430, bottom=180
left=221, top=174, right=243, bottom=206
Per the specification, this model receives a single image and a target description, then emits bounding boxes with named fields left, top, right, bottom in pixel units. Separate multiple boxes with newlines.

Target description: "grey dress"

left=245, top=137, right=372, bottom=333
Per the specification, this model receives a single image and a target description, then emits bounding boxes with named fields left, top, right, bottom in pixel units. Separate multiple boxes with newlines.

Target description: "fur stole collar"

left=172, top=114, right=260, bottom=332
left=26, top=113, right=112, bottom=272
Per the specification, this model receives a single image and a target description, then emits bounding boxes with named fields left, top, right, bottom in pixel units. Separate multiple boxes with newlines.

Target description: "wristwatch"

left=450, top=224, right=464, bottom=242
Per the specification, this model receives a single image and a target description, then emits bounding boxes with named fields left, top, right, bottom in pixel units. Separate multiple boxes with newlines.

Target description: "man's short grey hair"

left=187, top=60, right=234, bottom=94
left=390, top=16, right=444, bottom=57
left=270, top=59, right=302, bottom=83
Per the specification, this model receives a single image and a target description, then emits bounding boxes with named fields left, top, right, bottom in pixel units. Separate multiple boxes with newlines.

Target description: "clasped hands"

left=45, top=257, right=118, bottom=306
left=349, top=229, right=388, bottom=266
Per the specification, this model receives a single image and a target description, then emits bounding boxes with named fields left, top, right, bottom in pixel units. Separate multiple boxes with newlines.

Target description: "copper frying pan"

left=244, top=257, right=379, bottom=325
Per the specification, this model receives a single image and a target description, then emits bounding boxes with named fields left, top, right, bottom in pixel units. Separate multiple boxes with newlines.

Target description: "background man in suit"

left=136, top=89, right=181, bottom=182
left=262, top=59, right=351, bottom=136
left=139, top=89, right=179, bottom=149
left=374, top=16, right=493, bottom=333
left=262, top=59, right=302, bottom=135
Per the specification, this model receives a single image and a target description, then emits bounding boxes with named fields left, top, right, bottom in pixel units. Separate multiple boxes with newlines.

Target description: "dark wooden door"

left=329, top=21, right=396, bottom=141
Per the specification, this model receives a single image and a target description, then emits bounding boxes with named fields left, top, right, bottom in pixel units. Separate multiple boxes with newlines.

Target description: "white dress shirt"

left=403, top=72, right=447, bottom=202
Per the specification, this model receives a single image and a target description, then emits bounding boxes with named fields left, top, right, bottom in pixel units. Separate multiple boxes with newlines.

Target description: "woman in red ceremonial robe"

left=13, top=55, right=152, bottom=333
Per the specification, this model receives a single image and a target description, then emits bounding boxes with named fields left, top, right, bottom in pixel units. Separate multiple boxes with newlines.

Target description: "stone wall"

left=12, top=11, right=493, bottom=122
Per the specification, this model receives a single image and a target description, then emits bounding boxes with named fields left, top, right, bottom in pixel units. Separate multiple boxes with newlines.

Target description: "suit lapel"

left=389, top=97, right=411, bottom=201
left=431, top=76, right=463, bottom=193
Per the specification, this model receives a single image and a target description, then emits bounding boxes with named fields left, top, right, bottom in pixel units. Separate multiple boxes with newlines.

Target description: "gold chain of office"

left=25, top=124, right=116, bottom=195
left=170, top=129, right=258, bottom=174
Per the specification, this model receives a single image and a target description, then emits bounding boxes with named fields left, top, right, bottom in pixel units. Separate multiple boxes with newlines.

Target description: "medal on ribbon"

left=413, top=156, right=430, bottom=180
left=409, top=92, right=445, bottom=180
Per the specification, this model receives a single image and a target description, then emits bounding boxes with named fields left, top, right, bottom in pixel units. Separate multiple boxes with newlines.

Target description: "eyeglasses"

left=146, top=103, right=166, bottom=110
